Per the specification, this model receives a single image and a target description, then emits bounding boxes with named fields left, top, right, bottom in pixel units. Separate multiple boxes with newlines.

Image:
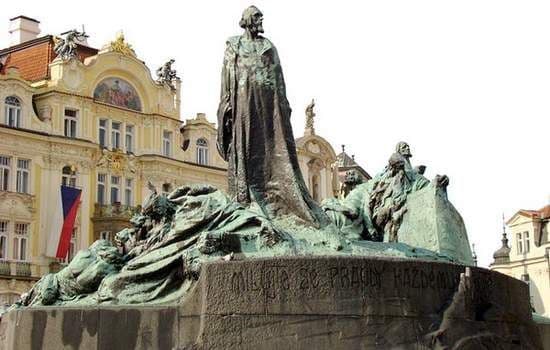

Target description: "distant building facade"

left=0, top=17, right=350, bottom=304
left=295, top=106, right=339, bottom=201
left=490, top=205, right=550, bottom=317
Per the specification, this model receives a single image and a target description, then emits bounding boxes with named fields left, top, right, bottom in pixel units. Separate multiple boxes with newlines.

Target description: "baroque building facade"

left=295, top=116, right=339, bottom=201
left=490, top=205, right=550, bottom=317
left=0, top=16, right=230, bottom=306
left=0, top=16, right=353, bottom=305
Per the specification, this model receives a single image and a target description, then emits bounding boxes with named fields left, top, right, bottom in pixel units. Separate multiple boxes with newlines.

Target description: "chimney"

left=9, top=16, right=41, bottom=46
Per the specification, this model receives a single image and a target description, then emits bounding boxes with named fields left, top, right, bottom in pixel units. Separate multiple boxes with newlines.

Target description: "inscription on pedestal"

left=226, top=259, right=462, bottom=300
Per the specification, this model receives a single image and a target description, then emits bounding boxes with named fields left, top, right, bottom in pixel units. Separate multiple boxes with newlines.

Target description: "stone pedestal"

left=0, top=256, right=543, bottom=349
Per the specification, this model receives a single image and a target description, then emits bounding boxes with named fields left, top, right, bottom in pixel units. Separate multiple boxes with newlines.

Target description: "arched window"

left=4, top=96, right=21, bottom=128
left=62, top=166, right=77, bottom=188
left=307, top=158, right=324, bottom=202
left=196, top=138, right=208, bottom=165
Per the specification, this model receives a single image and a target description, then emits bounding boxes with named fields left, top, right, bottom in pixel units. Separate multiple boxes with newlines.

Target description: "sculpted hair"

left=395, top=141, right=408, bottom=153
left=239, top=6, right=261, bottom=29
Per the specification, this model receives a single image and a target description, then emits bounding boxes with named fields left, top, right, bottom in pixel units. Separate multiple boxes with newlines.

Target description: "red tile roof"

left=0, top=35, right=97, bottom=82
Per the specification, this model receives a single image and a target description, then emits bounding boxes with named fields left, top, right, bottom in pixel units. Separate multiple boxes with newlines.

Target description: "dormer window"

left=196, top=138, right=208, bottom=165
left=4, top=96, right=21, bottom=128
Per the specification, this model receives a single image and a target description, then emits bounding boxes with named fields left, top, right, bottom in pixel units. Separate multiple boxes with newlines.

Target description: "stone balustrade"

left=93, top=203, right=139, bottom=218
left=0, top=261, right=33, bottom=277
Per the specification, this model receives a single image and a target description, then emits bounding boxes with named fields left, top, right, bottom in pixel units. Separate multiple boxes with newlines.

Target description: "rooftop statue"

left=107, top=31, right=136, bottom=57
left=156, top=59, right=178, bottom=90
left=54, top=29, right=89, bottom=61
left=13, top=7, right=472, bottom=309
left=305, top=98, right=316, bottom=134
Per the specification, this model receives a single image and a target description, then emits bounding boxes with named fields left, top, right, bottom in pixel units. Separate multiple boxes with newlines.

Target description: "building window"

left=0, top=156, right=10, bottom=191
left=64, top=109, right=78, bottom=138
left=0, top=221, right=7, bottom=260
left=99, top=119, right=108, bottom=148
left=4, top=96, right=21, bottom=128
left=517, top=232, right=530, bottom=254
left=196, top=138, right=208, bottom=165
left=111, top=122, right=121, bottom=150
left=100, top=231, right=112, bottom=241
left=64, top=228, right=77, bottom=263
left=163, top=131, right=172, bottom=157
left=97, top=173, right=106, bottom=205
left=16, top=159, right=30, bottom=194
left=13, top=223, right=28, bottom=261
left=162, top=183, right=172, bottom=195
left=110, top=175, right=120, bottom=204
left=125, top=125, right=134, bottom=153
left=124, top=178, right=133, bottom=206
left=62, top=165, right=77, bottom=187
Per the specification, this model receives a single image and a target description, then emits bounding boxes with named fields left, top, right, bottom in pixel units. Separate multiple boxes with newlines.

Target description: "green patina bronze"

left=14, top=6, right=472, bottom=308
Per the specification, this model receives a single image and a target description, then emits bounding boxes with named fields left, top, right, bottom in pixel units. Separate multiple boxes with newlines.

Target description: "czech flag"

left=46, top=185, right=81, bottom=259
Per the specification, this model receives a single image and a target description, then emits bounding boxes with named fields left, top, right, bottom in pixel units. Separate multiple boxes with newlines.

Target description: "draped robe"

left=217, top=35, right=328, bottom=227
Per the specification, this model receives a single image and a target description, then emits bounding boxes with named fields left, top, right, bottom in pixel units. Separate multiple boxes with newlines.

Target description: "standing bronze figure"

left=217, top=6, right=328, bottom=227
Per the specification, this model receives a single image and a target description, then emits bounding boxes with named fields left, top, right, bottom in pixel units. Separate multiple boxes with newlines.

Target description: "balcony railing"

left=15, top=262, right=31, bottom=277
left=93, top=203, right=139, bottom=219
left=0, top=260, right=34, bottom=277
left=0, top=261, right=10, bottom=275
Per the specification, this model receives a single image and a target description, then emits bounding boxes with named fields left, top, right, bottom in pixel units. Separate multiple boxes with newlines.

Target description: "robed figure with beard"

left=217, top=6, right=328, bottom=227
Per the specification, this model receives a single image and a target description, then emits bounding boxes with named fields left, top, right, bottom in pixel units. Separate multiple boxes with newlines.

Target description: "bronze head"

left=239, top=6, right=264, bottom=37
left=395, top=141, right=412, bottom=158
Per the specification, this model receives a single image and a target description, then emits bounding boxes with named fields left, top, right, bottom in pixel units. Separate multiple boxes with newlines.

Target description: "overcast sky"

left=2, top=0, right=549, bottom=266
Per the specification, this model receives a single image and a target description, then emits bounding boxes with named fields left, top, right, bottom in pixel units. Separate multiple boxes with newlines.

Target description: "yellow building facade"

left=0, top=19, right=231, bottom=305
left=0, top=17, right=347, bottom=305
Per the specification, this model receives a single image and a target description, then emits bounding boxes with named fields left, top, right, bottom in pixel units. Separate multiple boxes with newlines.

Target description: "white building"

left=490, top=205, right=550, bottom=317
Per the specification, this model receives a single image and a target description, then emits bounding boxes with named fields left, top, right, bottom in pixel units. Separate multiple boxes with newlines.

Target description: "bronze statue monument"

left=0, top=6, right=544, bottom=350
left=217, top=6, right=327, bottom=227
